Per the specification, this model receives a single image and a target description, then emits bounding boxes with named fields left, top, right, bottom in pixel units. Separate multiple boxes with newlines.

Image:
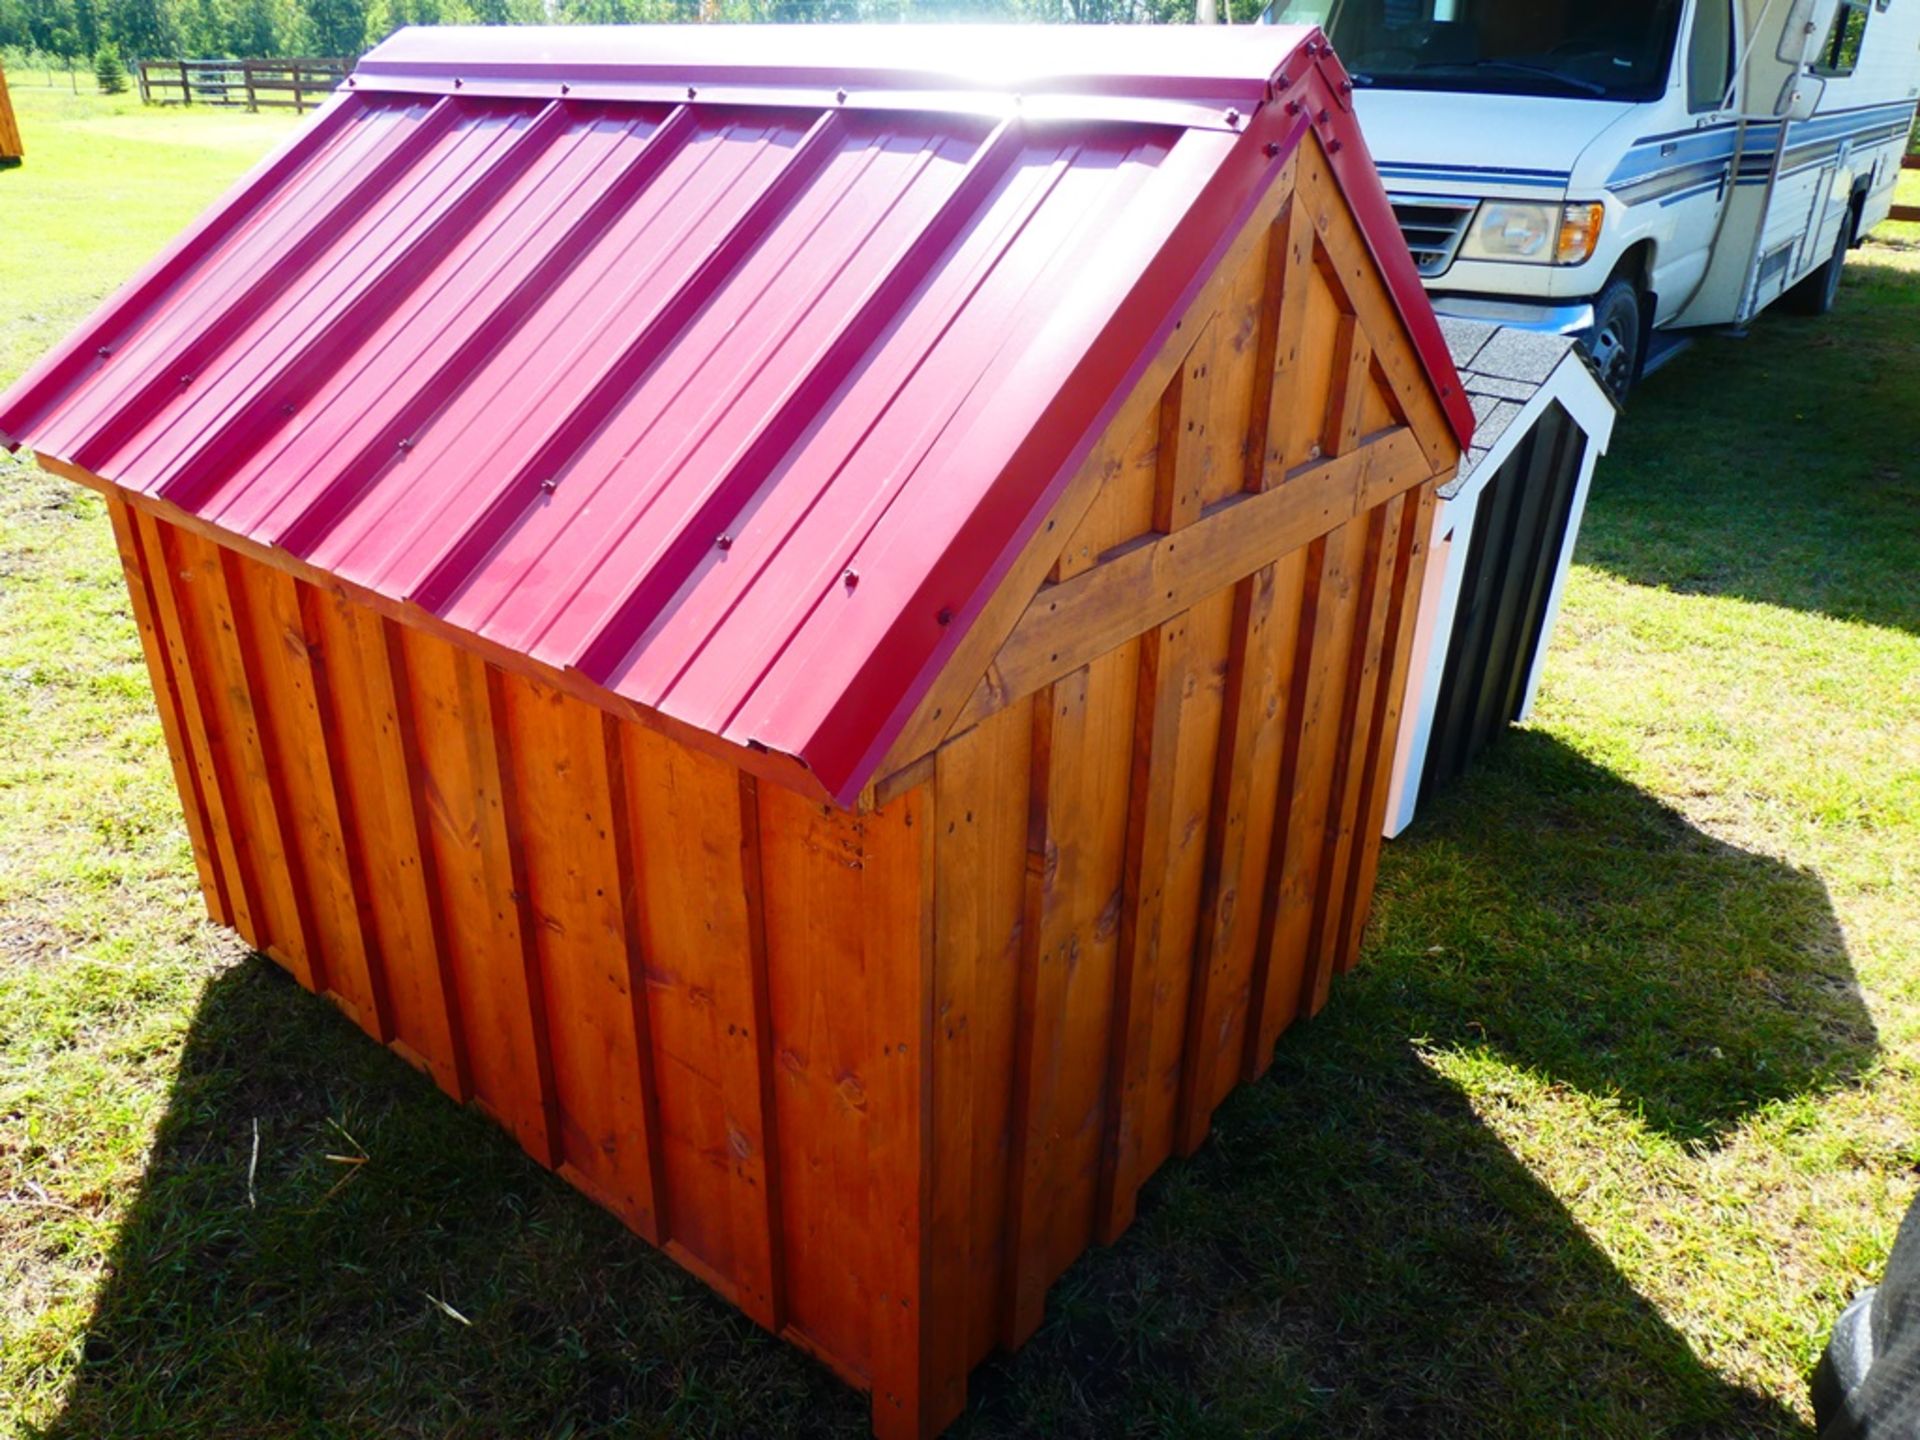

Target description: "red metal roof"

left=0, top=24, right=1469, bottom=806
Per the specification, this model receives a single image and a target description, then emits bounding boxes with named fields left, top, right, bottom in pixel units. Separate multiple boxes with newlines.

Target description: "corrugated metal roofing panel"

left=0, top=24, right=1469, bottom=805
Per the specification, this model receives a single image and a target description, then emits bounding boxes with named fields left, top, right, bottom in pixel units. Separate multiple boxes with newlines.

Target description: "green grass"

left=3, top=81, right=1918, bottom=1438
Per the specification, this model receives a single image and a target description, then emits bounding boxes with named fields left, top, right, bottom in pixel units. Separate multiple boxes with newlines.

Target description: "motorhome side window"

left=1686, top=0, right=1736, bottom=112
left=1814, top=0, right=1871, bottom=76
left=1269, top=0, right=1689, bottom=101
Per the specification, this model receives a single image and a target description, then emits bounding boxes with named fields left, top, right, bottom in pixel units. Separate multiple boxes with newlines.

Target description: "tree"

left=230, top=0, right=284, bottom=55
left=171, top=0, right=224, bottom=56
left=304, top=0, right=370, bottom=55
left=94, top=42, right=128, bottom=91
left=104, top=0, right=173, bottom=56
left=71, top=0, right=102, bottom=55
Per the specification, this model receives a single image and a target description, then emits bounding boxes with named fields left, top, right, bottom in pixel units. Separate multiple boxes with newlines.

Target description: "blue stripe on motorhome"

left=1376, top=161, right=1570, bottom=191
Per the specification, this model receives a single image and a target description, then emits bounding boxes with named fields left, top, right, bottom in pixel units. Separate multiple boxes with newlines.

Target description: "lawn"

left=2, top=80, right=1917, bottom=1438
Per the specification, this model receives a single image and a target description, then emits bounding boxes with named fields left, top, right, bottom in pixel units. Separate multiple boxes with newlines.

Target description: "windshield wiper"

left=1464, top=59, right=1608, bottom=97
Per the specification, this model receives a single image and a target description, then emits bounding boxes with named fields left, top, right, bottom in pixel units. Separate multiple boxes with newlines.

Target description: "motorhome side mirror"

left=1775, top=71, right=1827, bottom=119
left=1777, top=0, right=1842, bottom=63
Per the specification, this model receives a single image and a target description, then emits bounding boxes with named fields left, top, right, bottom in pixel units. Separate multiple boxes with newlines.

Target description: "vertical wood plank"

left=1301, top=496, right=1401, bottom=1018
left=132, top=509, right=261, bottom=945
left=495, top=669, right=661, bottom=1231
left=1255, top=193, right=1318, bottom=492
left=1001, top=673, right=1089, bottom=1349
left=228, top=557, right=390, bottom=1036
left=316, top=601, right=468, bottom=1097
left=601, top=710, right=672, bottom=1244
left=199, top=542, right=320, bottom=988
left=616, top=723, right=781, bottom=1327
left=293, top=579, right=396, bottom=1043
left=106, top=497, right=228, bottom=924
left=863, top=788, right=936, bottom=1440
left=930, top=702, right=1031, bottom=1378
left=1337, top=481, right=1438, bottom=976
left=1174, top=545, right=1307, bottom=1155
left=1096, top=614, right=1186, bottom=1245
left=1095, top=324, right=1214, bottom=1244
left=1244, top=517, right=1373, bottom=1080
left=735, top=774, right=788, bottom=1334
left=475, top=658, right=565, bottom=1166
left=759, top=784, right=929, bottom=1380
left=161, top=523, right=315, bottom=980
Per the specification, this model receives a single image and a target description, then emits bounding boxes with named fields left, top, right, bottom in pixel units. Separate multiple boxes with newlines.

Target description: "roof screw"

left=836, top=87, right=847, bottom=103
left=1340, top=79, right=1354, bottom=95
left=936, top=606, right=953, bottom=627
left=842, top=568, right=860, bottom=590
left=1328, top=138, right=1343, bottom=154
left=560, top=83, right=570, bottom=95
left=1286, top=99, right=1302, bottom=116
left=539, top=477, right=557, bottom=493
left=1225, top=108, right=1240, bottom=127
left=281, top=402, right=295, bottom=415
left=347, top=77, right=356, bottom=87
left=1277, top=72, right=1292, bottom=87
left=1264, top=141, right=1280, bottom=158
left=687, top=85, right=697, bottom=100
left=96, top=345, right=112, bottom=358
left=453, top=77, right=463, bottom=89
left=397, top=437, right=412, bottom=451
left=179, top=373, right=193, bottom=386
left=716, top=533, right=733, bottom=551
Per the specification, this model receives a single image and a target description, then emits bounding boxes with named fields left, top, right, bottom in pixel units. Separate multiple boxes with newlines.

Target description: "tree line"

left=0, top=0, right=1205, bottom=67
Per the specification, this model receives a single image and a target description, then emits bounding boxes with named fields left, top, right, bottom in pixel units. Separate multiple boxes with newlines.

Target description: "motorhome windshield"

left=1270, top=0, right=1684, bottom=101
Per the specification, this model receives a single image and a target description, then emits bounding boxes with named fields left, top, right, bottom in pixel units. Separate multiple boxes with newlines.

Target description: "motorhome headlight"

left=1457, top=201, right=1607, bottom=266
left=1462, top=202, right=1556, bottom=262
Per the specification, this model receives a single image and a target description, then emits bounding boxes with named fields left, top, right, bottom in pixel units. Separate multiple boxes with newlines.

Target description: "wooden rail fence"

left=137, top=57, right=349, bottom=113
left=1893, top=153, right=1920, bottom=225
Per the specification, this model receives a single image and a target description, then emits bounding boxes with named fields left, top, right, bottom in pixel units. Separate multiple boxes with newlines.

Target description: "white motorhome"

left=1263, top=0, right=1920, bottom=397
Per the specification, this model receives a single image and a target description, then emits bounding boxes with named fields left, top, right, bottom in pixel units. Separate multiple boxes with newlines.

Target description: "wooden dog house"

left=0, top=27, right=1469, bottom=1438
left=0, top=63, right=22, bottom=166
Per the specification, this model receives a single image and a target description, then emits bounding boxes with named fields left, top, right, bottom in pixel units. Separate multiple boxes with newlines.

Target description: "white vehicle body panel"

left=1278, top=0, right=1920, bottom=336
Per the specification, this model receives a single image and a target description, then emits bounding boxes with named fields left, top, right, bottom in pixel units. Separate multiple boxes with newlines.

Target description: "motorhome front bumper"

left=1429, top=295, right=1596, bottom=336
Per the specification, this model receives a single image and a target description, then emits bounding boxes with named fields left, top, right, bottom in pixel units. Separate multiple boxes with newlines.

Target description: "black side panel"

left=1421, top=402, right=1586, bottom=805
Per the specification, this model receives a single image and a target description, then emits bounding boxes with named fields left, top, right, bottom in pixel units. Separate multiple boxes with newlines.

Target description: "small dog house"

left=1, top=26, right=1469, bottom=1438
left=1384, top=320, right=1617, bottom=837
left=0, top=64, right=21, bottom=166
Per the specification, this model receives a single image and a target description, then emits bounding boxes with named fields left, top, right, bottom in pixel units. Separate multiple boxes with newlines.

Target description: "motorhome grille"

left=1389, top=194, right=1477, bottom=278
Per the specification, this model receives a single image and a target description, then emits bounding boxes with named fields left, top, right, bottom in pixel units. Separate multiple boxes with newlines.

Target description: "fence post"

left=245, top=58, right=257, bottom=112
left=179, top=58, right=190, bottom=105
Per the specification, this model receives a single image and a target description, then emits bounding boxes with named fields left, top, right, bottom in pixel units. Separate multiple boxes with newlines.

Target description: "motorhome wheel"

left=1582, top=278, right=1642, bottom=405
left=1781, top=214, right=1852, bottom=318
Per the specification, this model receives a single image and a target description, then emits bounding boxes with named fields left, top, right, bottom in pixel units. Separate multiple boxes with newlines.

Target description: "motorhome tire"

left=1782, top=215, right=1850, bottom=318
left=1582, top=278, right=1642, bottom=404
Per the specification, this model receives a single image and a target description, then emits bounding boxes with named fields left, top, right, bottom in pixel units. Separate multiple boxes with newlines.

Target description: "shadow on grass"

left=40, top=735, right=1855, bottom=1437
left=1576, top=251, right=1920, bottom=635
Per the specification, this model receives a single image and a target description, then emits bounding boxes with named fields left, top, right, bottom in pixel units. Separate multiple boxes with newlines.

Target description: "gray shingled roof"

left=1440, top=318, right=1612, bottom=498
